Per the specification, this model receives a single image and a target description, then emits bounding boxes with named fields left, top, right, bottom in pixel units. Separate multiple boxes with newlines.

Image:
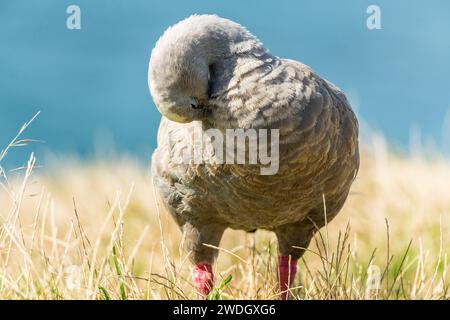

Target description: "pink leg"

left=193, top=263, right=214, bottom=299
left=278, top=256, right=298, bottom=300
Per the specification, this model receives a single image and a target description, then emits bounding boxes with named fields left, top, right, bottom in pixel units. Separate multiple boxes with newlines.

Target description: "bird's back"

left=152, top=58, right=359, bottom=231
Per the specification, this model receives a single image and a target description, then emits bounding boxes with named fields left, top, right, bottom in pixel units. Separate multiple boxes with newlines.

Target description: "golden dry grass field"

left=0, top=118, right=449, bottom=299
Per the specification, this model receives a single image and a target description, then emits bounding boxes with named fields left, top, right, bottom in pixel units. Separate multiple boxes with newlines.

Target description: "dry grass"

left=0, top=116, right=449, bottom=299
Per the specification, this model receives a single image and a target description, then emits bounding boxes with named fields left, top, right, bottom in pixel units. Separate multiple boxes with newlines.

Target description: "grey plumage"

left=149, top=15, right=359, bottom=267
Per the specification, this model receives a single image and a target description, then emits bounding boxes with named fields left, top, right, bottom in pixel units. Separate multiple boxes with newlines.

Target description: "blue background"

left=1, top=0, right=450, bottom=167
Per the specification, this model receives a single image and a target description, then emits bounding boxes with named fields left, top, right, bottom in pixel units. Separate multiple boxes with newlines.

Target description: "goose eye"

left=190, top=97, right=201, bottom=109
left=191, top=103, right=203, bottom=110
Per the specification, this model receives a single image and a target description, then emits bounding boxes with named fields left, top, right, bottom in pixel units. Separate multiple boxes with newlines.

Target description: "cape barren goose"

left=149, top=15, right=359, bottom=299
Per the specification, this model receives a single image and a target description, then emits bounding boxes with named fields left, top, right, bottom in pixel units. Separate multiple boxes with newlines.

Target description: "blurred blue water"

left=1, top=0, right=450, bottom=167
